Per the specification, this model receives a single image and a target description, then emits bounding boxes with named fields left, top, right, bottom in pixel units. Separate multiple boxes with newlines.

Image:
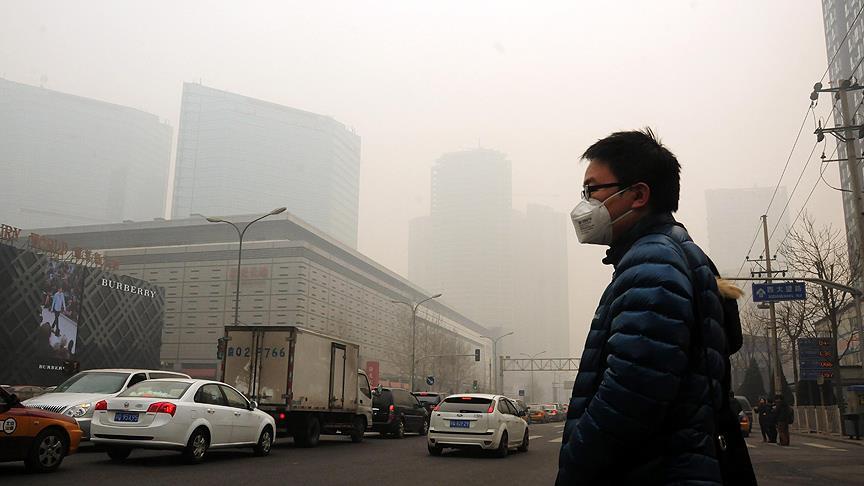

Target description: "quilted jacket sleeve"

left=558, top=238, right=694, bottom=484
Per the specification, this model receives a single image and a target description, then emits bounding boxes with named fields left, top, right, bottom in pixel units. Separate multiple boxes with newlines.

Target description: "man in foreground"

left=557, top=129, right=753, bottom=485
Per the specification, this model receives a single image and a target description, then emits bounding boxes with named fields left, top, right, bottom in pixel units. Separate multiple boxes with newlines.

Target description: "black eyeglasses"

left=581, top=182, right=623, bottom=201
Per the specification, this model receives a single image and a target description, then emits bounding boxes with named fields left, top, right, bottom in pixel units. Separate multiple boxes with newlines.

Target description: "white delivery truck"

left=220, top=326, right=373, bottom=447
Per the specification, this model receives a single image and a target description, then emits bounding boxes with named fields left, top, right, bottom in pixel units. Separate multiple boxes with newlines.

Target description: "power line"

left=820, top=1, right=864, bottom=84
left=764, top=103, right=815, bottom=214
left=768, top=141, right=820, bottom=242
left=767, top=99, right=841, bottom=240
left=776, top=144, right=839, bottom=253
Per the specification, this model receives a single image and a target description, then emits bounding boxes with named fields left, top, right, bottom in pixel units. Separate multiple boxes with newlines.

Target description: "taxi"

left=0, top=386, right=82, bottom=472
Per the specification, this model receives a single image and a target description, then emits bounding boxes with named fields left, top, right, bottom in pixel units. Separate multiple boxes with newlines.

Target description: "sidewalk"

left=790, top=429, right=864, bottom=448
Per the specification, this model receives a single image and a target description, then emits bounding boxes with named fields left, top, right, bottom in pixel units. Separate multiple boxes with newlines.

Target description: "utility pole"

left=838, top=80, right=864, bottom=370
left=813, top=79, right=864, bottom=371
left=761, top=215, right=784, bottom=395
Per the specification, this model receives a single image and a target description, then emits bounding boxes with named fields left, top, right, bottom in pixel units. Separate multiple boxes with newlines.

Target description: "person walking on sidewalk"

left=774, top=395, right=793, bottom=446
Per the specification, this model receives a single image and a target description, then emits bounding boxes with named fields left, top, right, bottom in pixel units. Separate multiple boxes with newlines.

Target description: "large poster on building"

left=36, top=259, right=84, bottom=361
left=0, top=244, right=164, bottom=386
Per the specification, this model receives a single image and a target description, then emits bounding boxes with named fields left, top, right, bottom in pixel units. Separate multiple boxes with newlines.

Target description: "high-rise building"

left=512, top=204, right=570, bottom=359
left=171, top=83, right=361, bottom=248
left=0, top=78, right=172, bottom=229
left=409, top=149, right=571, bottom=401
left=410, top=149, right=514, bottom=332
left=821, top=0, right=864, bottom=267
left=705, top=187, right=789, bottom=276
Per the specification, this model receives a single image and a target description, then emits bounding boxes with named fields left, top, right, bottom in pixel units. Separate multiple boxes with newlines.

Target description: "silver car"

left=24, top=369, right=189, bottom=439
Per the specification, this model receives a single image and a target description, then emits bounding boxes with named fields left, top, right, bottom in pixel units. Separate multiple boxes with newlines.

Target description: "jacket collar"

left=602, top=211, right=679, bottom=267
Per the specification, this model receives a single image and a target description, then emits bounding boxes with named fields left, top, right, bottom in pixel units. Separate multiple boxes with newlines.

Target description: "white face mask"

left=570, top=187, right=633, bottom=245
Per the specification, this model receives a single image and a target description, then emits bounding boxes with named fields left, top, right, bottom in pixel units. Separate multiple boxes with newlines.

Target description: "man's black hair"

left=582, top=128, right=681, bottom=213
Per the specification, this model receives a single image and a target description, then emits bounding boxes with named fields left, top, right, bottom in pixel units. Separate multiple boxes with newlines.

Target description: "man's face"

left=583, top=160, right=646, bottom=241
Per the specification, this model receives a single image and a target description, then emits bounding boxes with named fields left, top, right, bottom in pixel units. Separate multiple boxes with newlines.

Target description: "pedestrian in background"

left=557, top=129, right=755, bottom=485
left=756, top=398, right=771, bottom=442
left=774, top=395, right=793, bottom=446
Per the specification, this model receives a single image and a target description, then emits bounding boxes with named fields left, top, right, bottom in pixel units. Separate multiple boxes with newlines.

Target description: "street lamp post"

left=391, top=293, right=443, bottom=391
left=205, top=207, right=287, bottom=326
left=520, top=351, right=546, bottom=403
left=480, top=332, right=514, bottom=394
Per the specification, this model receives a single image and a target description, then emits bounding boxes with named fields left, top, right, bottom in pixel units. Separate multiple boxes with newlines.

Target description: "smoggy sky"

left=0, top=0, right=848, bottom=354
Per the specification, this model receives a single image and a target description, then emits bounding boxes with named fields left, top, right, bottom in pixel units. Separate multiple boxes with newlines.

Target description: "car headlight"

left=64, top=402, right=92, bottom=418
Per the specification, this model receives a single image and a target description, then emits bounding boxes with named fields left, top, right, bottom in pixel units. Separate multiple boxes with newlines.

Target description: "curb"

left=790, top=430, right=864, bottom=447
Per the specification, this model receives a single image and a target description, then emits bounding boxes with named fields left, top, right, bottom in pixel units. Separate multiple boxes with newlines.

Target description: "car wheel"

left=253, top=427, right=273, bottom=456
left=295, top=415, right=321, bottom=448
left=349, top=416, right=366, bottom=443
left=106, top=446, right=132, bottom=462
left=494, top=431, right=509, bottom=458
left=182, top=427, right=210, bottom=464
left=419, top=418, right=429, bottom=436
left=518, top=430, right=529, bottom=452
left=24, top=428, right=67, bottom=472
left=427, top=443, right=443, bottom=456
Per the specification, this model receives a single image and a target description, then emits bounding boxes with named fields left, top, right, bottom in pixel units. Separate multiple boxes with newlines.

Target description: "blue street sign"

left=426, top=376, right=435, bottom=386
left=752, top=282, right=806, bottom=302
left=798, top=338, right=834, bottom=380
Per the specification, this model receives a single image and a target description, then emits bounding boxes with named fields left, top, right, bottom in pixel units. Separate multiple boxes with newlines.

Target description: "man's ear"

left=630, top=182, right=651, bottom=209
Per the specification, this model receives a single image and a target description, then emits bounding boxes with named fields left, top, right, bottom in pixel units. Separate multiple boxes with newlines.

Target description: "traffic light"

left=474, top=348, right=481, bottom=362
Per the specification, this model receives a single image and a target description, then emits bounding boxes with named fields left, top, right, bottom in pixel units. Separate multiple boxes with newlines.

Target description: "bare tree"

left=779, top=214, right=858, bottom=412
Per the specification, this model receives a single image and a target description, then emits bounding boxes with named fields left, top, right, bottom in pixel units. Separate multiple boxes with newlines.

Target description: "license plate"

left=114, top=412, right=139, bottom=423
left=450, top=420, right=470, bottom=428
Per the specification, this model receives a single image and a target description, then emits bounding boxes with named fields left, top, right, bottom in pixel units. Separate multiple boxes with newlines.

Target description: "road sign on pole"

left=426, top=376, right=435, bottom=386
left=752, top=282, right=806, bottom=302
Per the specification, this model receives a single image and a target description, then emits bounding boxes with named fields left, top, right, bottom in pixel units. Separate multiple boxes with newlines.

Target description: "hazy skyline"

left=0, top=0, right=848, bottom=355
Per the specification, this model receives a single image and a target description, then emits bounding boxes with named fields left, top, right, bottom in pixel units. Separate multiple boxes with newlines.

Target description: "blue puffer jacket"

left=557, top=213, right=728, bottom=486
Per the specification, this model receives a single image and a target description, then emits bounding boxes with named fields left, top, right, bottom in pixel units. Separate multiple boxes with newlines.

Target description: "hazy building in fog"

left=171, top=83, right=361, bottom=248
left=409, top=149, right=570, bottom=402
left=0, top=78, right=172, bottom=229
left=409, top=148, right=514, bottom=333
left=704, top=186, right=789, bottom=276
left=512, top=205, right=570, bottom=359
left=821, top=0, right=864, bottom=272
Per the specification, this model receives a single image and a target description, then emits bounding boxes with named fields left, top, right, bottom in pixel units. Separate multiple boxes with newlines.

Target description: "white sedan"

left=90, top=379, right=275, bottom=463
left=427, top=394, right=529, bottom=457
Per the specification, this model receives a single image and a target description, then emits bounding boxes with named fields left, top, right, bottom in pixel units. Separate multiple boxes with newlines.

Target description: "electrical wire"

left=776, top=144, right=839, bottom=253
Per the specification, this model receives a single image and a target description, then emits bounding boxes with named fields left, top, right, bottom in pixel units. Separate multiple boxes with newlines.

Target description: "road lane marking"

left=555, top=424, right=565, bottom=428
left=529, top=435, right=543, bottom=440
left=548, top=437, right=562, bottom=443
left=746, top=444, right=756, bottom=449
left=802, top=442, right=847, bottom=452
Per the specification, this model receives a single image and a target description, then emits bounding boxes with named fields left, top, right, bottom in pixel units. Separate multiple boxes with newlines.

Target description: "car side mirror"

left=249, top=400, right=258, bottom=410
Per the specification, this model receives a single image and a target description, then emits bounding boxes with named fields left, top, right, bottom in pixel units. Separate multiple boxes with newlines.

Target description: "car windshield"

left=438, top=397, right=492, bottom=413
left=119, top=381, right=191, bottom=399
left=736, top=398, right=752, bottom=411
left=52, top=372, right=129, bottom=394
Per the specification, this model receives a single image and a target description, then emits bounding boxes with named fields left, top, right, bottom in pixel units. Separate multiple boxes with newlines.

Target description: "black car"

left=412, top=391, right=445, bottom=415
left=371, top=387, right=428, bottom=438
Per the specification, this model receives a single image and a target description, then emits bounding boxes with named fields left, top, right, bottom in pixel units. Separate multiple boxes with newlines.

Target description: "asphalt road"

left=2, top=422, right=860, bottom=485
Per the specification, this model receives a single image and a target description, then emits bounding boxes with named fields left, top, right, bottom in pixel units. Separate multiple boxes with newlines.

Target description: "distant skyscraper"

left=511, top=204, right=570, bottom=358
left=705, top=187, right=789, bottom=276
left=409, top=150, right=571, bottom=401
left=821, top=0, right=864, bottom=266
left=410, top=149, right=514, bottom=331
left=171, top=83, right=361, bottom=248
left=0, top=78, right=172, bottom=229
